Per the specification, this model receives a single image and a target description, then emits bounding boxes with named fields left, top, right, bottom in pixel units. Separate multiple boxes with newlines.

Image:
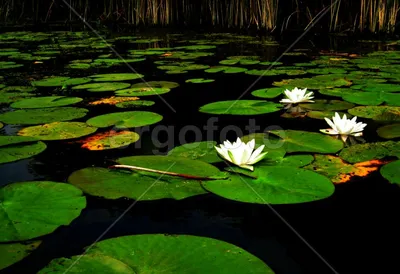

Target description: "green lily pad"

left=268, top=130, right=344, bottom=153
left=0, top=139, right=46, bottom=164
left=1, top=86, right=36, bottom=93
left=89, top=73, right=144, bottom=82
left=318, top=88, right=354, bottom=97
left=72, top=82, right=131, bottom=92
left=307, top=68, right=347, bottom=74
left=185, top=78, right=215, bottom=84
left=11, top=96, right=82, bottom=109
left=31, top=77, right=91, bottom=87
left=251, top=87, right=284, bottom=99
left=199, top=100, right=282, bottom=115
left=0, top=122, right=3, bottom=129
left=205, top=66, right=248, bottom=73
left=38, top=254, right=134, bottom=274
left=68, top=155, right=226, bottom=200
left=86, top=111, right=162, bottom=129
left=306, top=110, right=351, bottom=120
left=167, top=141, right=221, bottom=163
left=380, top=160, right=400, bottom=184
left=131, top=81, right=179, bottom=89
left=273, top=75, right=352, bottom=89
left=377, top=124, right=400, bottom=139
left=339, top=141, right=400, bottom=163
left=115, top=87, right=170, bottom=97
left=260, top=154, right=314, bottom=168
left=0, top=61, right=23, bottom=69
left=300, top=99, right=355, bottom=111
left=0, top=241, right=41, bottom=270
left=80, top=131, right=140, bottom=151
left=342, top=91, right=400, bottom=106
left=40, top=234, right=273, bottom=273
left=18, top=122, right=97, bottom=141
left=116, top=100, right=155, bottom=108
left=0, top=107, right=88, bottom=125
left=0, top=181, right=86, bottom=242
left=203, top=166, right=334, bottom=204
left=362, top=83, right=400, bottom=93
left=348, top=106, right=400, bottom=122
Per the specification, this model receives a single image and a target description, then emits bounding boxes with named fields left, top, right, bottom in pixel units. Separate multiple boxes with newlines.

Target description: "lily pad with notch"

left=0, top=136, right=47, bottom=164
left=86, top=111, right=162, bottom=129
left=11, top=96, right=82, bottom=109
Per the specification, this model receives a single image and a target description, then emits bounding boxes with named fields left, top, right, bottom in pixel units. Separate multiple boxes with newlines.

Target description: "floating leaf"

left=380, top=160, right=400, bottom=185
left=0, top=140, right=46, bottom=164
left=306, top=110, right=351, bottom=120
left=31, top=77, right=91, bottom=87
left=307, top=68, right=347, bottom=74
left=0, top=61, right=23, bottom=69
left=11, top=96, right=82, bottom=109
left=304, top=155, right=385, bottom=184
left=18, top=122, right=97, bottom=141
left=89, top=73, right=144, bottom=82
left=273, top=75, right=352, bottom=89
left=261, top=154, right=314, bottom=168
left=300, top=99, right=354, bottom=111
left=72, top=82, right=131, bottom=92
left=0, top=107, right=88, bottom=125
left=116, top=100, right=155, bottom=108
left=318, top=88, right=354, bottom=97
left=339, top=141, right=400, bottom=163
left=185, top=78, right=215, bottom=83
left=86, top=111, right=162, bottom=129
left=40, top=234, right=273, bottom=273
left=251, top=87, right=285, bottom=99
left=348, top=106, right=400, bottom=122
left=131, top=81, right=179, bottom=89
left=203, top=166, right=334, bottom=204
left=88, top=96, right=139, bottom=106
left=0, top=181, right=86, bottom=242
left=268, top=130, right=344, bottom=153
left=377, top=124, right=400, bottom=139
left=205, top=66, right=247, bottom=73
left=199, top=100, right=282, bottom=115
left=0, top=241, right=41, bottom=270
left=167, top=141, right=221, bottom=163
left=78, top=130, right=140, bottom=150
left=115, top=87, right=170, bottom=97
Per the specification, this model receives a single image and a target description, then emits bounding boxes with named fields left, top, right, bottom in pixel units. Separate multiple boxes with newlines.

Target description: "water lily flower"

left=320, top=112, right=367, bottom=142
left=215, top=138, right=268, bottom=171
left=280, top=87, right=314, bottom=104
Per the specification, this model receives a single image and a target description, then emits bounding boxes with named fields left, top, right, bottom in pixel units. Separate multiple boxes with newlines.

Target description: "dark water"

left=1, top=30, right=400, bottom=274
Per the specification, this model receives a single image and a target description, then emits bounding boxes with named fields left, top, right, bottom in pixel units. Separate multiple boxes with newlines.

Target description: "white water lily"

left=280, top=87, right=314, bottom=104
left=215, top=138, right=268, bottom=171
left=320, top=112, right=367, bottom=142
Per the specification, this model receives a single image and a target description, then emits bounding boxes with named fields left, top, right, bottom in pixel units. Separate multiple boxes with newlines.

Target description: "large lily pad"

left=300, top=99, right=354, bottom=111
left=339, top=141, right=400, bottom=163
left=0, top=107, right=88, bottom=125
left=199, top=100, right=282, bottom=115
left=18, top=122, right=97, bottom=140
left=251, top=87, right=284, bottom=99
left=89, top=73, right=144, bottom=82
left=39, top=234, right=273, bottom=273
left=68, top=155, right=226, bottom=201
left=0, top=137, right=46, bottom=164
left=31, top=77, right=91, bottom=87
left=0, top=181, right=86, bottom=242
left=377, top=124, right=400, bottom=139
left=11, top=96, right=82, bottom=109
left=380, top=160, right=400, bottom=185
left=348, top=106, right=400, bottom=122
left=0, top=241, right=41, bottom=270
left=78, top=130, right=140, bottom=150
left=268, top=130, right=344, bottom=153
left=167, top=141, right=221, bottom=163
left=342, top=91, right=400, bottom=106
left=131, top=81, right=179, bottom=89
left=273, top=75, right=352, bottom=89
left=115, top=87, right=170, bottom=97
left=72, top=82, right=131, bottom=92
left=203, top=166, right=334, bottom=204
left=86, top=111, right=162, bottom=129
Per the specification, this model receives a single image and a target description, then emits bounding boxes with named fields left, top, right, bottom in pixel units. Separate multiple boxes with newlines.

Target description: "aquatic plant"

left=320, top=112, right=367, bottom=142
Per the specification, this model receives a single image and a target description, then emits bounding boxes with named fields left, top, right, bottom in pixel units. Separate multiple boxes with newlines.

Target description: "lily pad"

left=40, top=234, right=273, bottom=273
left=377, top=124, right=400, bottom=139
left=251, top=87, right=284, bottom=99
left=11, top=96, right=82, bottom=109
left=199, top=100, right=282, bottom=115
left=306, top=110, right=351, bottom=120
left=0, top=61, right=23, bottom=69
left=0, top=241, right=41, bottom=270
left=89, top=73, right=144, bottom=82
left=131, top=81, right=179, bottom=89
left=0, top=181, right=86, bottom=242
left=342, top=91, right=400, bottom=106
left=203, top=166, right=334, bottom=204
left=72, top=82, right=130, bottom=92
left=380, top=160, right=400, bottom=184
left=0, top=139, right=46, bottom=164
left=268, top=130, right=344, bottom=153
left=0, top=107, right=88, bottom=125
left=339, top=141, right=400, bottom=163
left=167, top=141, right=221, bottom=163
left=304, top=155, right=382, bottom=184
left=261, top=154, right=314, bottom=168
left=300, top=99, right=355, bottom=111
left=18, top=122, right=97, bottom=141
left=185, top=78, right=215, bottom=84
left=31, top=77, right=91, bottom=87
left=273, top=75, right=352, bottom=89
left=86, top=111, right=162, bottom=129
left=348, top=106, right=400, bottom=122
left=115, top=87, right=170, bottom=97
left=205, top=66, right=248, bottom=73
left=79, top=130, right=140, bottom=150
left=116, top=100, right=155, bottom=108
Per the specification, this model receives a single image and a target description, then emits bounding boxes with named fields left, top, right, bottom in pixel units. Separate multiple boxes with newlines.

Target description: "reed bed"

left=0, top=0, right=399, bottom=34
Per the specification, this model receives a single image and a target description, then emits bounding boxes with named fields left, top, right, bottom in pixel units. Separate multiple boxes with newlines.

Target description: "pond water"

left=0, top=30, right=400, bottom=274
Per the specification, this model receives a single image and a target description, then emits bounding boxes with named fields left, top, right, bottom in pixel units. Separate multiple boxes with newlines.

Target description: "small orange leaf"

left=89, top=96, right=139, bottom=106
left=77, top=130, right=134, bottom=151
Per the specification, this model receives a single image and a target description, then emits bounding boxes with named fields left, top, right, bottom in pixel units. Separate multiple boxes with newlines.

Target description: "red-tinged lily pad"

left=76, top=130, right=140, bottom=150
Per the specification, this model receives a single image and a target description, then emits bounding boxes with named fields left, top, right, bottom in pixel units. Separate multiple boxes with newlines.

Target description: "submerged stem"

left=109, top=164, right=225, bottom=180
